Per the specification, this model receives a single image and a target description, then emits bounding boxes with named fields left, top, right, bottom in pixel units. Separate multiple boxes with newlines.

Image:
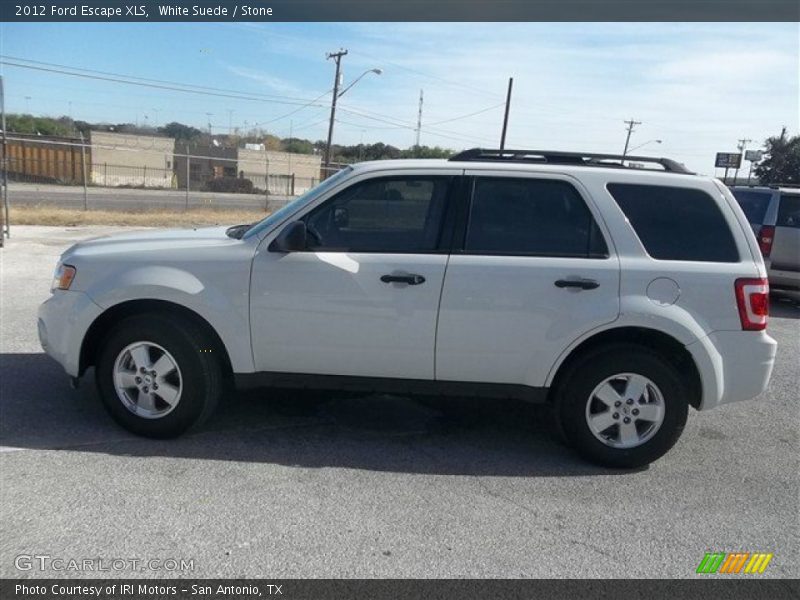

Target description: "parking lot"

left=1, top=225, right=798, bottom=579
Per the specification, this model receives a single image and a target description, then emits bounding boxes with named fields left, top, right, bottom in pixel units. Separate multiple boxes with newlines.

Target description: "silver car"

left=732, top=186, right=800, bottom=294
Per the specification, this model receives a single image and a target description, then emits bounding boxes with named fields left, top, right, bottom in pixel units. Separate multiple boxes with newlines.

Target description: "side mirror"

left=269, top=221, right=307, bottom=253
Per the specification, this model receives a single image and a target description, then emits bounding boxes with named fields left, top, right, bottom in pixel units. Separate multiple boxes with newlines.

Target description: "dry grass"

left=10, top=205, right=269, bottom=227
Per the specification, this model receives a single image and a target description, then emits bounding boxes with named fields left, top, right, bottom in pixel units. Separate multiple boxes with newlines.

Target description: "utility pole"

left=500, top=77, right=513, bottom=150
left=622, top=119, right=642, bottom=159
left=227, top=109, right=234, bottom=136
left=205, top=112, right=213, bottom=136
left=414, top=89, right=424, bottom=154
left=323, top=48, right=348, bottom=178
left=0, top=75, right=9, bottom=246
left=79, top=131, right=88, bottom=211
left=734, top=137, right=752, bottom=184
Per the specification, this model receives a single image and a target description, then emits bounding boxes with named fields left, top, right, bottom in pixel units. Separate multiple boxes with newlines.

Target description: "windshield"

left=244, top=166, right=354, bottom=239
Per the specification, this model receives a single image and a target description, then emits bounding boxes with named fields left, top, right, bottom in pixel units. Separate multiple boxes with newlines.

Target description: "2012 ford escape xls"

left=38, top=149, right=778, bottom=468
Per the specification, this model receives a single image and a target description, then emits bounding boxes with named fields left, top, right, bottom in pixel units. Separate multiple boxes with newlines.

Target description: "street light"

left=338, top=68, right=383, bottom=98
left=627, top=139, right=662, bottom=154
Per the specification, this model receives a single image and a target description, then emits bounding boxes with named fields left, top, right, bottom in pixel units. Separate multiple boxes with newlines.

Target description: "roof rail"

left=448, top=148, right=694, bottom=174
left=730, top=183, right=800, bottom=189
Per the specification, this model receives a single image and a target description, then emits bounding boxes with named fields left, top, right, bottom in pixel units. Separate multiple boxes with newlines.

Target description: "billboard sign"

left=715, top=152, right=742, bottom=169
left=745, top=150, right=763, bottom=162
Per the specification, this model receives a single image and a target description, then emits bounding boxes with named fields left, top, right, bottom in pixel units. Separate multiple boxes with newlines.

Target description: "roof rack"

left=730, top=183, right=800, bottom=189
left=448, top=148, right=694, bottom=174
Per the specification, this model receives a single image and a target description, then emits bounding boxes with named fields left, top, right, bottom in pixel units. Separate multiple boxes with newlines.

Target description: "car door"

left=435, top=171, right=620, bottom=388
left=250, top=171, right=459, bottom=380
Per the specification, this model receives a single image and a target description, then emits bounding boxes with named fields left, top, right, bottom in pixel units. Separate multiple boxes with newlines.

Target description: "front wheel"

left=95, top=314, right=223, bottom=438
left=555, top=344, right=689, bottom=468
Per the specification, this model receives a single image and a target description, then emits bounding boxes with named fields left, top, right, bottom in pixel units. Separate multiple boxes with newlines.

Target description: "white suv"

left=38, top=149, right=777, bottom=468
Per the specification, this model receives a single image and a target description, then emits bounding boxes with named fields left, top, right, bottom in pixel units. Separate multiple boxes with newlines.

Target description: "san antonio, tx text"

left=16, top=584, right=281, bottom=596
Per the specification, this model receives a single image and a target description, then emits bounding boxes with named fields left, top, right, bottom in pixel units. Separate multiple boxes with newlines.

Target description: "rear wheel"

left=555, top=344, right=689, bottom=468
left=95, top=314, right=222, bottom=438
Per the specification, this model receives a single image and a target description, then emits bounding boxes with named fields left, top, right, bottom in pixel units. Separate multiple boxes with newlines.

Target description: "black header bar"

left=2, top=1, right=799, bottom=22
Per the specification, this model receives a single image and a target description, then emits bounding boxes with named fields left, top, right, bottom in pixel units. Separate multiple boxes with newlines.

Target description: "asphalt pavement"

left=7, top=182, right=291, bottom=212
left=1, top=226, right=798, bottom=579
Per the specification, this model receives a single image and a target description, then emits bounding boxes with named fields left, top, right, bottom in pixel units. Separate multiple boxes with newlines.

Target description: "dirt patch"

left=10, top=205, right=269, bottom=227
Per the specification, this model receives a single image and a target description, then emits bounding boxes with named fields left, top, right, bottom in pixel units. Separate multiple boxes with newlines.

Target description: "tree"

left=754, top=127, right=800, bottom=184
left=5, top=114, right=74, bottom=137
left=282, top=137, right=315, bottom=154
left=159, top=121, right=203, bottom=141
left=399, top=145, right=453, bottom=159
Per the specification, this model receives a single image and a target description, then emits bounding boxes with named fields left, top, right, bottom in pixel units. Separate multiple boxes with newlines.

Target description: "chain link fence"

left=1, top=136, right=327, bottom=214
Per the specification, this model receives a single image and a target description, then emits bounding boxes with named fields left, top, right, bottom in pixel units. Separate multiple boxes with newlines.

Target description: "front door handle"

left=555, top=278, right=599, bottom=290
left=381, top=274, right=426, bottom=285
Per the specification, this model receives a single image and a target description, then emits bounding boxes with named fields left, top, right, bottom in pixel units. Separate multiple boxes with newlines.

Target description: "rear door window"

left=464, top=177, right=608, bottom=258
left=732, top=190, right=773, bottom=225
left=776, top=194, right=800, bottom=229
left=607, top=183, right=739, bottom=262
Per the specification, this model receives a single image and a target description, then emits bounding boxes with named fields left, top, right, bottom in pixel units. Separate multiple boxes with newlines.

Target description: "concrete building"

left=237, top=148, right=322, bottom=195
left=89, top=131, right=175, bottom=188
left=174, top=143, right=322, bottom=196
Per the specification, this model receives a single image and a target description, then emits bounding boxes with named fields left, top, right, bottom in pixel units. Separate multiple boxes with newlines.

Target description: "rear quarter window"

left=607, top=183, right=739, bottom=262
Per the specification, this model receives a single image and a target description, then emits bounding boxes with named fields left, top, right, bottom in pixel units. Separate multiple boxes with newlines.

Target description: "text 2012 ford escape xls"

left=38, top=149, right=777, bottom=468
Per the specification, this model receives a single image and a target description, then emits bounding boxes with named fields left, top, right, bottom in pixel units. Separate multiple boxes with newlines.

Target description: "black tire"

left=95, top=313, right=223, bottom=438
left=554, top=343, right=689, bottom=469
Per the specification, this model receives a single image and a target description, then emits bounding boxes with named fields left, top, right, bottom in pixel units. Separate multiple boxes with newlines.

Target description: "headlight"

left=52, top=263, right=77, bottom=291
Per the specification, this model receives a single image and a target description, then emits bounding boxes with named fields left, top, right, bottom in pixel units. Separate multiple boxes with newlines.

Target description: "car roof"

left=731, top=185, right=800, bottom=195
left=348, top=158, right=710, bottom=184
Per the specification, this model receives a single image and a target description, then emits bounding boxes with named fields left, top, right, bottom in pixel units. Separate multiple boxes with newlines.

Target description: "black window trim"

left=294, top=173, right=461, bottom=255
left=451, top=174, right=611, bottom=259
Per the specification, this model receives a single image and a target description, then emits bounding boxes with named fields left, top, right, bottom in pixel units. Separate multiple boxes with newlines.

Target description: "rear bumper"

left=768, top=266, right=800, bottom=291
left=687, top=330, right=777, bottom=410
left=38, top=290, right=103, bottom=377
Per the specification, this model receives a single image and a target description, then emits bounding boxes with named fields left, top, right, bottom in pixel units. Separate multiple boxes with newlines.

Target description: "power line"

left=0, top=59, right=331, bottom=111
left=348, top=49, right=504, bottom=101
left=0, top=55, right=327, bottom=104
left=425, top=102, right=504, bottom=127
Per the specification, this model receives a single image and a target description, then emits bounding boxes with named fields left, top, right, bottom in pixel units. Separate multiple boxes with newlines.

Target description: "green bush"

left=203, top=176, right=255, bottom=194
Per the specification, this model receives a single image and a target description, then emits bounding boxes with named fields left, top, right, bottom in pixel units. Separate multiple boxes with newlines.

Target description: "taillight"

left=735, top=278, right=769, bottom=331
left=758, top=225, right=775, bottom=257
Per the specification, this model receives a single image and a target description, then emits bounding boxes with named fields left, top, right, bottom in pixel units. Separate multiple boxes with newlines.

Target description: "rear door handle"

left=381, top=274, right=426, bottom=285
left=554, top=278, right=599, bottom=290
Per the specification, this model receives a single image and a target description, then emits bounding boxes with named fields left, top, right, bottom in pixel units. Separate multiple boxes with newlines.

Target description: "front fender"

left=84, top=265, right=254, bottom=373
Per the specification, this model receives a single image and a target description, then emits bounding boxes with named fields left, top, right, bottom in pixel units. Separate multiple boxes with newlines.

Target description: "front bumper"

left=38, top=290, right=103, bottom=377
left=687, top=329, right=778, bottom=410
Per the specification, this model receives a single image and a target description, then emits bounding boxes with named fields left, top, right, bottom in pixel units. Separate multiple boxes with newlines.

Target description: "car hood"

left=61, top=226, right=243, bottom=260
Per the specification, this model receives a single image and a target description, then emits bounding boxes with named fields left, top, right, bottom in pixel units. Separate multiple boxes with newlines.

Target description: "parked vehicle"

left=731, top=185, right=800, bottom=295
left=39, top=149, right=777, bottom=468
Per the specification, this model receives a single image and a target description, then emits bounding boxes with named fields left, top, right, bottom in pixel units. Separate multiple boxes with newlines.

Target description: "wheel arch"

left=79, top=299, right=233, bottom=378
left=547, top=326, right=703, bottom=410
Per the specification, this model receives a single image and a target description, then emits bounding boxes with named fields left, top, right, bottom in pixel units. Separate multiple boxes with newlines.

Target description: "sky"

left=0, top=21, right=798, bottom=175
